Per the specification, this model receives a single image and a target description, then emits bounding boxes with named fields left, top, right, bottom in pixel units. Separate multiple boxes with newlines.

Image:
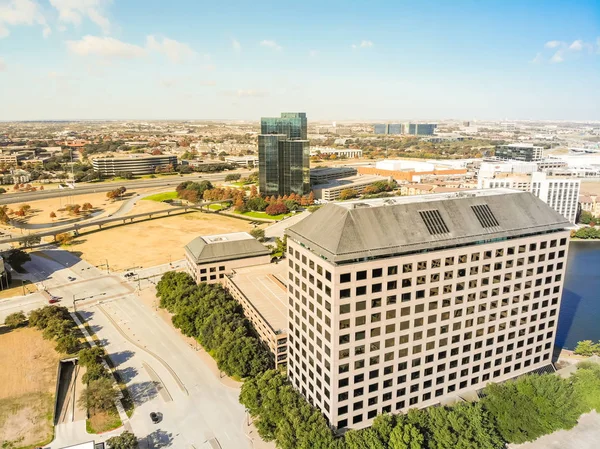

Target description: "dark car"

left=150, top=412, right=161, bottom=423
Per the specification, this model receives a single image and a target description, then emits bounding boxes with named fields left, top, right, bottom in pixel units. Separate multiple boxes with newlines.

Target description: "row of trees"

left=155, top=272, right=273, bottom=378
left=106, top=186, right=127, bottom=200
left=240, top=364, right=600, bottom=449
left=574, top=340, right=600, bottom=356
left=77, top=346, right=121, bottom=413
left=26, top=306, right=80, bottom=354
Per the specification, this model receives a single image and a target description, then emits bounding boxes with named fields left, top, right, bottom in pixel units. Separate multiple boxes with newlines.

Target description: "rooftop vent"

left=471, top=204, right=499, bottom=228
left=419, top=209, right=450, bottom=235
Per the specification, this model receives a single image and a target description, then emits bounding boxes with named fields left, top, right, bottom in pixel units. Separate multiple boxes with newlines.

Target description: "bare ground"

left=67, top=211, right=255, bottom=270
left=0, top=327, right=61, bottom=447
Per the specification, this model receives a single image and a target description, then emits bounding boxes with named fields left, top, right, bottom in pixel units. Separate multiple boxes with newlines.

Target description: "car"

left=48, top=298, right=59, bottom=304
left=150, top=412, right=161, bottom=423
left=68, top=276, right=76, bottom=281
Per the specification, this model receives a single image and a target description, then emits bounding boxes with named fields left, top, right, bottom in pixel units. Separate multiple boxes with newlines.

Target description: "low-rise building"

left=184, top=232, right=271, bottom=284
left=310, top=148, right=363, bottom=158
left=313, top=175, right=387, bottom=201
left=579, top=194, right=599, bottom=217
left=91, top=155, right=177, bottom=175
left=310, top=167, right=358, bottom=184
left=226, top=263, right=288, bottom=367
left=224, top=155, right=258, bottom=167
left=495, top=143, right=543, bottom=162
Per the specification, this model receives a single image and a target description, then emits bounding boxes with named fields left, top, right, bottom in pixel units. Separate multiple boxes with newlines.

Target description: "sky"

left=0, top=0, right=599, bottom=121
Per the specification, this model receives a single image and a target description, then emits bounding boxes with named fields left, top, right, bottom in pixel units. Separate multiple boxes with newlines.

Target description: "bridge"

left=0, top=200, right=232, bottom=244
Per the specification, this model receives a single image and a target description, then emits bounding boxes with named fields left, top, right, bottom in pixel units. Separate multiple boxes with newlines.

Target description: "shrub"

left=4, top=311, right=27, bottom=329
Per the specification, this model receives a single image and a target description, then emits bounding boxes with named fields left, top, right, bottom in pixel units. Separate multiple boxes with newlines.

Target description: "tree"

left=55, top=334, right=80, bottom=354
left=82, top=362, right=110, bottom=383
left=482, top=373, right=584, bottom=443
left=42, top=318, right=74, bottom=340
left=225, top=173, right=242, bottom=182
left=0, top=205, right=9, bottom=224
left=572, top=361, right=600, bottom=413
left=246, top=196, right=268, bottom=211
left=579, top=210, right=594, bottom=225
left=50, top=211, right=56, bottom=219
left=116, top=171, right=134, bottom=179
left=574, top=340, right=600, bottom=356
left=265, top=202, right=289, bottom=216
left=56, top=232, right=74, bottom=246
left=106, top=431, right=138, bottom=449
left=79, top=347, right=106, bottom=367
left=82, top=202, right=93, bottom=211
left=4, top=311, right=27, bottom=329
left=7, top=249, right=30, bottom=271
left=78, top=377, right=119, bottom=412
left=389, top=422, right=424, bottom=449
left=250, top=228, right=266, bottom=242
left=339, top=188, right=358, bottom=200
left=19, top=234, right=41, bottom=248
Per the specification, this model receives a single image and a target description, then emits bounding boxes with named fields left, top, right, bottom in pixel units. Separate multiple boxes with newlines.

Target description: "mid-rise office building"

left=312, top=175, right=388, bottom=201
left=478, top=172, right=580, bottom=223
left=258, top=113, right=310, bottom=196
left=310, top=167, right=358, bottom=184
left=495, top=144, right=543, bottom=162
left=91, top=155, right=177, bottom=175
left=406, top=123, right=437, bottom=136
left=285, top=190, right=570, bottom=430
left=388, top=124, right=403, bottom=135
left=374, top=124, right=388, bottom=135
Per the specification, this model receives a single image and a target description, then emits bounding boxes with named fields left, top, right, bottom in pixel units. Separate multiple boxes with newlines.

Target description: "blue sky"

left=0, top=0, right=598, bottom=121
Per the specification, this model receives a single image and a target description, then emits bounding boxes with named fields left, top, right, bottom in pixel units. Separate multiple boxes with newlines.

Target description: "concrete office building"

left=310, top=167, right=358, bottom=184
left=313, top=175, right=388, bottom=201
left=285, top=190, right=570, bottom=430
left=258, top=112, right=310, bottom=196
left=478, top=172, right=580, bottom=223
left=226, top=263, right=289, bottom=367
left=495, top=144, right=543, bottom=162
left=388, top=124, right=403, bottom=135
left=374, top=124, right=387, bottom=135
left=184, top=232, right=271, bottom=284
left=406, top=123, right=437, bottom=136
left=91, top=155, right=177, bottom=175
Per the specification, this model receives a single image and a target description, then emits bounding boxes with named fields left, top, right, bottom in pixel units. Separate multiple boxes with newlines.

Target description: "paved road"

left=0, top=170, right=251, bottom=205
left=0, top=250, right=252, bottom=448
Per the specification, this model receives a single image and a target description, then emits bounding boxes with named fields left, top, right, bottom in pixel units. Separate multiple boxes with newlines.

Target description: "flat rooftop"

left=228, top=263, right=288, bottom=334
left=314, top=175, right=386, bottom=190
left=185, top=232, right=271, bottom=264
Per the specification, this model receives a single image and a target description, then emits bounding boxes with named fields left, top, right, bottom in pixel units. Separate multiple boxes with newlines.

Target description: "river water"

left=556, top=241, right=600, bottom=350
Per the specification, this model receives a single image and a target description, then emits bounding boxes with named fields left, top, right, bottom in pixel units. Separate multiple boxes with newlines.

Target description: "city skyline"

left=0, top=0, right=598, bottom=121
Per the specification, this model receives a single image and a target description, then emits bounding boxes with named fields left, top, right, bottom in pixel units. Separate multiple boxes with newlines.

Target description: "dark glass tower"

left=258, top=112, right=309, bottom=196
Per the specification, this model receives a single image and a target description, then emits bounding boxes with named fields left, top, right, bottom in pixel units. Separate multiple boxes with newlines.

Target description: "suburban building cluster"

left=180, top=111, right=577, bottom=432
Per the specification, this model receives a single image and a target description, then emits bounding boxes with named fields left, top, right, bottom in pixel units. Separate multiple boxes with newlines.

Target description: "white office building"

left=285, top=190, right=569, bottom=430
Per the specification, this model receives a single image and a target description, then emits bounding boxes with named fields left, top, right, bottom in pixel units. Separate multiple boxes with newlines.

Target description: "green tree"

left=55, top=334, right=80, bottom=354
left=388, top=422, right=424, bottom=449
left=7, top=249, right=30, bottom=272
left=106, top=431, right=138, bottom=449
left=19, top=234, right=41, bottom=248
left=78, top=377, right=119, bottom=412
left=4, top=311, right=27, bottom=329
left=574, top=340, right=600, bottom=356
left=82, top=362, right=110, bottom=383
left=225, top=173, right=242, bottom=182
left=78, top=346, right=106, bottom=367
left=42, top=318, right=74, bottom=340
left=578, top=210, right=594, bottom=224
left=482, top=373, right=584, bottom=443
left=250, top=228, right=266, bottom=242
left=572, top=361, right=600, bottom=412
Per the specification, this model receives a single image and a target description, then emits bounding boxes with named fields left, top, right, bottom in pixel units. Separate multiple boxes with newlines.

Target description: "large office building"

left=258, top=112, right=310, bottom=196
left=478, top=172, right=580, bottom=223
left=406, top=123, right=437, bottom=136
left=495, top=144, right=544, bottom=162
left=91, top=155, right=177, bottom=175
left=285, top=190, right=570, bottom=430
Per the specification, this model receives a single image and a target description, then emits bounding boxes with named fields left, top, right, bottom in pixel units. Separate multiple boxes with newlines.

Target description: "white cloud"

left=146, top=35, right=196, bottom=63
left=0, top=0, right=49, bottom=39
left=49, top=0, right=111, bottom=34
left=223, top=89, right=268, bottom=98
left=67, top=35, right=145, bottom=59
left=232, top=38, right=241, bottom=52
left=569, top=40, right=583, bottom=51
left=545, top=40, right=563, bottom=49
left=530, top=52, right=543, bottom=64
left=260, top=39, right=282, bottom=51
left=309, top=49, right=318, bottom=57
left=550, top=51, right=564, bottom=63
left=352, top=40, right=374, bottom=49
left=0, top=57, right=5, bottom=71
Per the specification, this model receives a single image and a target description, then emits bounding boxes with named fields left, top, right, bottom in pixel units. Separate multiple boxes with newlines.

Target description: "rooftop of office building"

left=227, top=263, right=288, bottom=334
left=185, top=232, right=270, bottom=264
left=286, top=189, right=570, bottom=263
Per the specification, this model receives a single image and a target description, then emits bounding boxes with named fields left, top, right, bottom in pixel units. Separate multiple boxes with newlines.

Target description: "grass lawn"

left=142, top=191, right=178, bottom=202
left=234, top=210, right=293, bottom=220
left=208, top=203, right=226, bottom=211
left=86, top=407, right=122, bottom=434
left=0, top=327, right=61, bottom=448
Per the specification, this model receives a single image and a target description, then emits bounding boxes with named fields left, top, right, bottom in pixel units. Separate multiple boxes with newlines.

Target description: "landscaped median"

left=142, top=191, right=178, bottom=202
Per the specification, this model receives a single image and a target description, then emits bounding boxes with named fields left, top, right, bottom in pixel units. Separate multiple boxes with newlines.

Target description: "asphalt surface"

left=0, top=249, right=252, bottom=449
left=0, top=170, right=251, bottom=205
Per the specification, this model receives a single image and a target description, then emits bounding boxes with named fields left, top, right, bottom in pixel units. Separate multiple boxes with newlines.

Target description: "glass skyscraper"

left=259, top=112, right=310, bottom=196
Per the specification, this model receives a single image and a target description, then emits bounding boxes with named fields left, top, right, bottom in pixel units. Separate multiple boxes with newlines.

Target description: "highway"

left=0, top=170, right=251, bottom=205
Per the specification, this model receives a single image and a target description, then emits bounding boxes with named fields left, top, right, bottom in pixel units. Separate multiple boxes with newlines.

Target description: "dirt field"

left=0, top=327, right=62, bottom=447
left=69, top=212, right=255, bottom=270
